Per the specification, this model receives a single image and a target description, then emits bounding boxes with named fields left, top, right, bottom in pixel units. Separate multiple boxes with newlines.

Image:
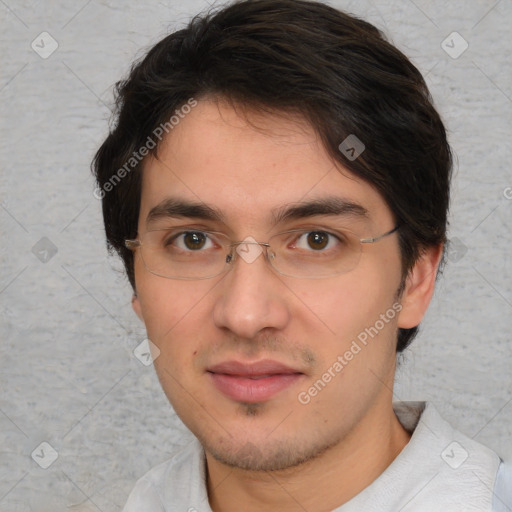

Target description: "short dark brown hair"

left=92, top=0, right=452, bottom=352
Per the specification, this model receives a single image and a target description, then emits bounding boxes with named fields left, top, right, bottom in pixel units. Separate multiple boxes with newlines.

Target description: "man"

left=92, top=0, right=510, bottom=510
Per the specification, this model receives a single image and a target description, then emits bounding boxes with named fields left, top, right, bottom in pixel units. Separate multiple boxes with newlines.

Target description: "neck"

left=206, top=401, right=411, bottom=512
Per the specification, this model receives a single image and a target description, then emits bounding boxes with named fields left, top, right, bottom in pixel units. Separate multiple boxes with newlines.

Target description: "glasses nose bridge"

left=229, top=240, right=271, bottom=248
left=226, top=239, right=272, bottom=267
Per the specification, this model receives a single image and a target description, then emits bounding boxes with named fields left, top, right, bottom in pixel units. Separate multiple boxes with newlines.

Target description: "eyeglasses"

left=125, top=225, right=399, bottom=280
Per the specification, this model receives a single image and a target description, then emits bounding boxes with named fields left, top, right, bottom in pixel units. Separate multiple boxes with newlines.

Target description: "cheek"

left=297, top=280, right=400, bottom=411
left=138, top=279, right=209, bottom=404
left=136, top=270, right=212, bottom=352
left=292, top=271, right=398, bottom=343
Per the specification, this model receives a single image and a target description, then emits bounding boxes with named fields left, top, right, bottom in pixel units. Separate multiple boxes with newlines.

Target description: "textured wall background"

left=0, top=0, right=511, bottom=510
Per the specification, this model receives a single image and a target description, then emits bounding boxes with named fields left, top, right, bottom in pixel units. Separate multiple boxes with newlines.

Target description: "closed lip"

left=207, top=359, right=305, bottom=402
left=207, top=359, right=303, bottom=377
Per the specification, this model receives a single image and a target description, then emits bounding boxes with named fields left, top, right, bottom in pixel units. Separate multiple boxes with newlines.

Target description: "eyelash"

left=163, top=229, right=344, bottom=252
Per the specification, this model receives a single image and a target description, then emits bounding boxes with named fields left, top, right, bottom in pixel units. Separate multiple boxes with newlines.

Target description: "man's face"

left=132, top=99, right=415, bottom=471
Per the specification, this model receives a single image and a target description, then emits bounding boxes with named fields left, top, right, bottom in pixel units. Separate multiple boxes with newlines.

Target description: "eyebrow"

left=146, top=198, right=223, bottom=226
left=145, top=196, right=369, bottom=227
left=271, top=196, right=369, bottom=224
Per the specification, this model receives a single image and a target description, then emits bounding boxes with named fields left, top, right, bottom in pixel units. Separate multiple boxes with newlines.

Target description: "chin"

left=201, top=431, right=338, bottom=472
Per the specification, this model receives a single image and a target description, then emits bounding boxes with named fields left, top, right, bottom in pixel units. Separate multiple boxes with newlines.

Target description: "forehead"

left=138, top=99, right=392, bottom=231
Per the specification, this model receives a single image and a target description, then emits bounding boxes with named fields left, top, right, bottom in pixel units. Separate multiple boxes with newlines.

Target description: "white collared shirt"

left=123, top=401, right=511, bottom=511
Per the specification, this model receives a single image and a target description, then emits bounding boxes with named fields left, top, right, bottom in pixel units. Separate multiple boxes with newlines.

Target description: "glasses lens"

left=139, top=229, right=230, bottom=279
left=268, top=229, right=362, bottom=278
left=135, top=228, right=367, bottom=279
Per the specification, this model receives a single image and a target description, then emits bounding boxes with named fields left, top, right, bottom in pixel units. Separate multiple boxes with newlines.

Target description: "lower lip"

left=209, top=372, right=303, bottom=403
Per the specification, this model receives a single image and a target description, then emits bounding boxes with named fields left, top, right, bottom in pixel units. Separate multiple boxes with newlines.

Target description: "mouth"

left=207, top=360, right=305, bottom=403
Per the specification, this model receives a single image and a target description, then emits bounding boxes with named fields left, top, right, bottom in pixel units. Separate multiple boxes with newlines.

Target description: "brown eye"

left=290, top=230, right=340, bottom=253
left=307, top=232, right=329, bottom=250
left=183, top=232, right=207, bottom=250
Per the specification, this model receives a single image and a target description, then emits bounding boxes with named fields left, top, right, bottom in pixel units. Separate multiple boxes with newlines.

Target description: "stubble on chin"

left=203, top=428, right=341, bottom=472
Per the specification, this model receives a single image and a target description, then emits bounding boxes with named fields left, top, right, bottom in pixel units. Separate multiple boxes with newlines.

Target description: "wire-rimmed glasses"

left=125, top=225, right=399, bottom=280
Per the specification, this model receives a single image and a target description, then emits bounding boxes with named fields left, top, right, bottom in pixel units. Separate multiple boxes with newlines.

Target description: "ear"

left=397, top=244, right=444, bottom=329
left=131, top=292, right=144, bottom=322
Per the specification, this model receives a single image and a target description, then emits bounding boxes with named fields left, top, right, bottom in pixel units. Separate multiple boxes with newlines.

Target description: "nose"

left=212, top=242, right=290, bottom=340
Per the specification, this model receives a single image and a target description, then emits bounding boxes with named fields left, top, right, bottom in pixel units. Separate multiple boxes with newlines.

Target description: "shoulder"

left=493, top=458, right=512, bottom=511
left=395, top=401, right=503, bottom=509
left=122, top=438, right=207, bottom=512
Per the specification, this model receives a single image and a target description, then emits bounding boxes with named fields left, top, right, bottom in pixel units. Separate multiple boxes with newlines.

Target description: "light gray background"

left=1, top=0, right=511, bottom=510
